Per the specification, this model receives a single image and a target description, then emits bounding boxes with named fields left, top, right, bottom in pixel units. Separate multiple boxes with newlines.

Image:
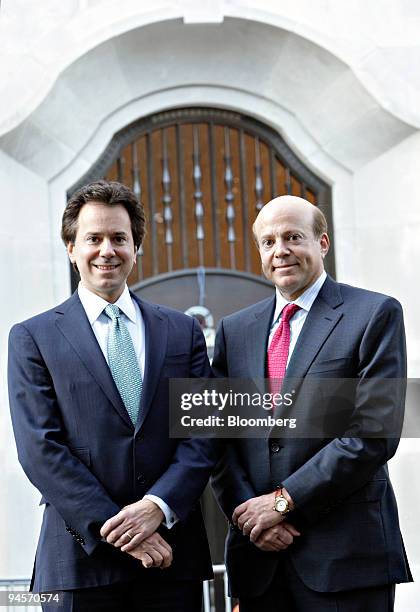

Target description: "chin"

left=274, top=274, right=298, bottom=287
left=276, top=280, right=299, bottom=295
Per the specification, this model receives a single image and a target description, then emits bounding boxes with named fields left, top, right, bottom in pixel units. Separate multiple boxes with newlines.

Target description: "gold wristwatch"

left=273, top=488, right=290, bottom=516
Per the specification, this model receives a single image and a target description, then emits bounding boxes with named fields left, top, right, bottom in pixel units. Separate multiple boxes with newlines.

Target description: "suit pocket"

left=162, top=353, right=191, bottom=375
left=308, top=357, right=352, bottom=374
left=164, top=352, right=190, bottom=363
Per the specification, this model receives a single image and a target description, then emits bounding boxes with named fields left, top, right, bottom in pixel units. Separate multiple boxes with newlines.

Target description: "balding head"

left=253, top=195, right=330, bottom=300
left=253, top=196, right=327, bottom=244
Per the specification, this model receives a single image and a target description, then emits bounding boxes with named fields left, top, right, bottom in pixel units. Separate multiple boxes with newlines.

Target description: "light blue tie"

left=104, top=304, right=142, bottom=425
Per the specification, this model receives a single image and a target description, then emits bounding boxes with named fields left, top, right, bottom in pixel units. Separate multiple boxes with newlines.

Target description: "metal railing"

left=203, top=564, right=232, bottom=612
left=1, top=566, right=233, bottom=612
left=0, top=579, right=37, bottom=612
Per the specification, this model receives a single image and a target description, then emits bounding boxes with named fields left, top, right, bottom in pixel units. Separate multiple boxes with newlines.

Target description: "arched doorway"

left=69, top=107, right=334, bottom=309
left=67, top=106, right=334, bottom=568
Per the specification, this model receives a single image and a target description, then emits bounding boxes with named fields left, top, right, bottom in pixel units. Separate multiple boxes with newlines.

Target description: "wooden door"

left=69, top=107, right=334, bottom=321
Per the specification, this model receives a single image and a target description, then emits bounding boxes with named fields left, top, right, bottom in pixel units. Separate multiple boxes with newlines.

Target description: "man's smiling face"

left=254, top=197, right=329, bottom=301
left=67, top=201, right=137, bottom=303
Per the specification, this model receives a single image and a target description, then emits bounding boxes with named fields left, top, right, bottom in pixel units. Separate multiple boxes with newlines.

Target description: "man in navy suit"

left=212, top=196, right=411, bottom=611
left=8, top=180, right=218, bottom=611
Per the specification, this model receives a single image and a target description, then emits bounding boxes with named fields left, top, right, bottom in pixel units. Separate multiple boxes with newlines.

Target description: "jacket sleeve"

left=146, top=318, right=220, bottom=521
left=8, top=323, right=121, bottom=555
left=282, top=297, right=407, bottom=523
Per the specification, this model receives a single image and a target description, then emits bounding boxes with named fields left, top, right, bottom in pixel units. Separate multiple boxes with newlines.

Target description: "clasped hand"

left=100, top=499, right=172, bottom=569
left=232, top=493, right=300, bottom=551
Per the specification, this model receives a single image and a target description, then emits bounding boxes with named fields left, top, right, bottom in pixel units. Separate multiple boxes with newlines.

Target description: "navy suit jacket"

left=211, top=276, right=412, bottom=597
left=8, top=291, right=218, bottom=592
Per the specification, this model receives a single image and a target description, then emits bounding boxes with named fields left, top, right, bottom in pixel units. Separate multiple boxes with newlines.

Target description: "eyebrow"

left=265, top=226, right=305, bottom=234
left=83, top=231, right=129, bottom=237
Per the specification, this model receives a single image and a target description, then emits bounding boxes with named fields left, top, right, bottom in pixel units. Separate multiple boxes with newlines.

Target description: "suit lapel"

left=244, top=297, right=275, bottom=471
left=284, top=276, right=344, bottom=385
left=133, top=295, right=168, bottom=434
left=245, top=295, right=276, bottom=379
left=270, top=276, right=344, bottom=437
left=55, top=293, right=133, bottom=429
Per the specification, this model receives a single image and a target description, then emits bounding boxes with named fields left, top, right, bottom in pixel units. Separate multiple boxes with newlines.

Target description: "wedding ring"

left=125, top=531, right=133, bottom=540
left=244, top=521, right=250, bottom=529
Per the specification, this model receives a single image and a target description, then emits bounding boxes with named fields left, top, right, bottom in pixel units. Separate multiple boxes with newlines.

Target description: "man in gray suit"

left=212, top=196, right=411, bottom=611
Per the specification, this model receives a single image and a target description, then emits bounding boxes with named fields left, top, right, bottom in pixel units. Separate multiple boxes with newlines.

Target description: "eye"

left=86, top=236, right=99, bottom=244
left=261, top=238, right=274, bottom=248
left=287, top=233, right=303, bottom=243
left=115, top=236, right=127, bottom=244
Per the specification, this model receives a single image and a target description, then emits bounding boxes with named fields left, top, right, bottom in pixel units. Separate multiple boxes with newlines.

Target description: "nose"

left=273, top=238, right=290, bottom=257
left=99, top=238, right=116, bottom=258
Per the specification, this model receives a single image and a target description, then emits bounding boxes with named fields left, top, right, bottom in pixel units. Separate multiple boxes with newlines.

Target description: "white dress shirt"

left=78, top=283, right=178, bottom=528
left=268, top=271, right=327, bottom=367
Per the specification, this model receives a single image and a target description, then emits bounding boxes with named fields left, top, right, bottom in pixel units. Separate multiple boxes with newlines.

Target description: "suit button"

left=137, top=475, right=146, bottom=484
left=270, top=443, right=280, bottom=453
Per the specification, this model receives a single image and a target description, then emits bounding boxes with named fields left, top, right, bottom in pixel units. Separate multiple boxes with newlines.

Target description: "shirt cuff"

left=143, top=494, right=178, bottom=529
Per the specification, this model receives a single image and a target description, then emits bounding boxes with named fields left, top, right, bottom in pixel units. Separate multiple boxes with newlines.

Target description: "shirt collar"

left=78, top=283, right=137, bottom=325
left=272, top=270, right=327, bottom=324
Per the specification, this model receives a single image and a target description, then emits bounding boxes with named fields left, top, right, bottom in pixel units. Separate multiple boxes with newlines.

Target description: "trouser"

left=41, top=578, right=203, bottom=612
left=239, top=558, right=395, bottom=612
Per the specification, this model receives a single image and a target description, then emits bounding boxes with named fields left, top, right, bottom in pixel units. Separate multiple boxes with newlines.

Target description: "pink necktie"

left=267, top=303, right=301, bottom=393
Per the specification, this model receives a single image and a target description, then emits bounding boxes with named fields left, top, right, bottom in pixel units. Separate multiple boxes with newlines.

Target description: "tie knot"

left=104, top=304, right=121, bottom=321
left=281, top=303, right=301, bottom=324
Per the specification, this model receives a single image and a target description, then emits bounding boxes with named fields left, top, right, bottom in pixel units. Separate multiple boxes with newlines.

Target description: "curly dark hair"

left=61, top=180, right=146, bottom=250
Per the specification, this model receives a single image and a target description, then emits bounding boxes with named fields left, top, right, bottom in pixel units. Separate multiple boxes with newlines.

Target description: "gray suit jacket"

left=212, top=275, right=412, bottom=596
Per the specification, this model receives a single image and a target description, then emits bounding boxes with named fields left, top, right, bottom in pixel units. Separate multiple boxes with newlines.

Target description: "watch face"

left=276, top=498, right=288, bottom=512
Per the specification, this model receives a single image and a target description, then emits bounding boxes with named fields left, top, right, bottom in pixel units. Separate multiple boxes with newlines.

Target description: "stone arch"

left=0, top=15, right=414, bottom=181
left=1, top=3, right=418, bottom=137
left=1, top=14, right=413, bottom=299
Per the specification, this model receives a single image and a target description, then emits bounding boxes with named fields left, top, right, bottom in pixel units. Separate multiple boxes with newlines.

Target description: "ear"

left=67, top=242, right=76, bottom=263
left=319, top=233, right=330, bottom=258
left=133, top=245, right=138, bottom=265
